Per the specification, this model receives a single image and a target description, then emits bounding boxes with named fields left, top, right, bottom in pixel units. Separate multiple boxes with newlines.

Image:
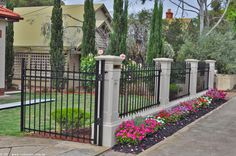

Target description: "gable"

left=13, top=4, right=111, bottom=49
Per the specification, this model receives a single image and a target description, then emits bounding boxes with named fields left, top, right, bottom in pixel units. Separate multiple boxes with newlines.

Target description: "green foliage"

left=147, top=0, right=163, bottom=65
left=164, top=19, right=184, bottom=59
left=82, top=0, right=96, bottom=56
left=80, top=54, right=96, bottom=90
left=5, top=1, right=14, bottom=89
left=178, top=30, right=236, bottom=74
left=134, top=116, right=145, bottom=126
left=227, top=0, right=236, bottom=31
left=52, top=108, right=90, bottom=129
left=107, top=0, right=128, bottom=56
left=50, top=0, right=65, bottom=89
left=169, top=83, right=182, bottom=94
left=80, top=54, right=96, bottom=72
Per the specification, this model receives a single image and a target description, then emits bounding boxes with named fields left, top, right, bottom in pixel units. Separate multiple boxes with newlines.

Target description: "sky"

left=64, top=0, right=199, bottom=18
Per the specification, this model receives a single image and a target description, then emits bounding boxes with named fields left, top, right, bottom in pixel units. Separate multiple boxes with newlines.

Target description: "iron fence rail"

left=119, top=65, right=161, bottom=118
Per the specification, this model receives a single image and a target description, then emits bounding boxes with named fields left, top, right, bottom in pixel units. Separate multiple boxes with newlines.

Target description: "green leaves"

left=107, top=0, right=128, bottom=56
left=82, top=0, right=96, bottom=56
left=147, top=0, right=163, bottom=65
left=5, top=1, right=14, bottom=89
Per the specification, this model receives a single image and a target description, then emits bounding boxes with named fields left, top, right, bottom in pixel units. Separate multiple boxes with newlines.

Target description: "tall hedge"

left=107, top=0, right=128, bottom=56
left=82, top=0, right=96, bottom=56
left=5, top=1, right=14, bottom=89
left=49, top=0, right=64, bottom=88
left=147, top=0, right=163, bottom=65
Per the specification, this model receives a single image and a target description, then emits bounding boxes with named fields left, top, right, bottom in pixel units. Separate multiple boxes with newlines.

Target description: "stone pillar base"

left=0, top=88, right=4, bottom=96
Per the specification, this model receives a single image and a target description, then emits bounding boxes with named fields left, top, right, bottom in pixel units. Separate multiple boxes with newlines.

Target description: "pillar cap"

left=95, top=55, right=123, bottom=64
left=185, top=59, right=199, bottom=63
left=205, top=60, right=216, bottom=63
left=153, top=58, right=173, bottom=62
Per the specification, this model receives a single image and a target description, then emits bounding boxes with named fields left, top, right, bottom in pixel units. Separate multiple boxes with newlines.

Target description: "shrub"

left=52, top=108, right=90, bottom=130
left=178, top=30, right=236, bottom=74
left=80, top=54, right=96, bottom=90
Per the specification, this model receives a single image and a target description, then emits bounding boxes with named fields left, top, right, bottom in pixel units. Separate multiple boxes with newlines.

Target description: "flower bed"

left=113, top=89, right=227, bottom=154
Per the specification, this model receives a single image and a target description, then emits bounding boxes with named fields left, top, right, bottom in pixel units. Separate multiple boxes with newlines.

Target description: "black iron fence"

left=197, top=62, right=209, bottom=92
left=119, top=64, right=161, bottom=117
left=169, top=62, right=191, bottom=101
left=21, top=59, right=105, bottom=146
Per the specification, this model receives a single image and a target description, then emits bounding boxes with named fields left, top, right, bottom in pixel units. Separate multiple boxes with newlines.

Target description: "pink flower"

left=120, top=53, right=126, bottom=60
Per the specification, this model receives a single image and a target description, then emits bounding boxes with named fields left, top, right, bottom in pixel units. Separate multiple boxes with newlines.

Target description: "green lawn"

left=0, top=94, right=21, bottom=104
left=0, top=92, right=95, bottom=136
left=0, top=108, right=23, bottom=136
left=0, top=92, right=153, bottom=136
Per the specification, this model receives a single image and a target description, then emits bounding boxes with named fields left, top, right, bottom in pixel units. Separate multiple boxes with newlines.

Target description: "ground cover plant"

left=113, top=89, right=227, bottom=154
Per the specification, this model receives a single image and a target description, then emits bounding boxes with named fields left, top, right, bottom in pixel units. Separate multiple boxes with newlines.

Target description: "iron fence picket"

left=119, top=64, right=161, bottom=118
left=20, top=59, right=105, bottom=146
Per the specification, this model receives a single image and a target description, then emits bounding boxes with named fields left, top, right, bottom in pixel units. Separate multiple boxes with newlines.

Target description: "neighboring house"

left=13, top=4, right=112, bottom=79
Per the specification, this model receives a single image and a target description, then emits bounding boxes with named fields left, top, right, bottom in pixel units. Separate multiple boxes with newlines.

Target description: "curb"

left=137, top=97, right=234, bottom=156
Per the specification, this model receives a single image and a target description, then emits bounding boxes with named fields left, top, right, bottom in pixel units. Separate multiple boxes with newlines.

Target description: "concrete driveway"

left=0, top=136, right=108, bottom=156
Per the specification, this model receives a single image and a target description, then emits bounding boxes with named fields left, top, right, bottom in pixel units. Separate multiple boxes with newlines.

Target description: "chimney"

left=166, top=9, right=173, bottom=20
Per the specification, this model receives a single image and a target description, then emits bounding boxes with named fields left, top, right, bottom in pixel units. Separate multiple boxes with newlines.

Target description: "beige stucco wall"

left=215, top=74, right=236, bottom=90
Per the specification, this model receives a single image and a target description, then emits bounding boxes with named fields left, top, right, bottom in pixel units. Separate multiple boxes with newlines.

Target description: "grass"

left=0, top=92, right=153, bottom=136
left=0, top=108, right=23, bottom=136
left=0, top=92, right=96, bottom=136
left=0, top=94, right=21, bottom=104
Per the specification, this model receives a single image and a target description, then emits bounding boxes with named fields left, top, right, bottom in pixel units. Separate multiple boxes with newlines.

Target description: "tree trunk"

left=199, top=0, right=205, bottom=35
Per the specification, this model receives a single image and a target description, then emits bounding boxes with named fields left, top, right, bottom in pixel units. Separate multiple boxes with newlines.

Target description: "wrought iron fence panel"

left=119, top=64, right=161, bottom=118
left=169, top=62, right=191, bottom=101
left=21, top=59, right=105, bottom=146
left=197, top=62, right=209, bottom=92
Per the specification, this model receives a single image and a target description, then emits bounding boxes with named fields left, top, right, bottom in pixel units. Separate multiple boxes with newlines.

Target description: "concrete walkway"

left=0, top=136, right=108, bottom=156
left=138, top=97, right=236, bottom=156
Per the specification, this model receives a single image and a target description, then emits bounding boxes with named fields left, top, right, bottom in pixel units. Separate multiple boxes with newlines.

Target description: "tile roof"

left=0, top=5, right=23, bottom=21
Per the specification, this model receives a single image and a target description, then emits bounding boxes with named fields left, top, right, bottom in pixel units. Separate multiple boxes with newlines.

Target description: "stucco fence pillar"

left=95, top=55, right=123, bottom=147
left=0, top=21, right=7, bottom=96
left=185, top=59, right=199, bottom=96
left=205, top=60, right=216, bottom=89
left=153, top=58, right=173, bottom=106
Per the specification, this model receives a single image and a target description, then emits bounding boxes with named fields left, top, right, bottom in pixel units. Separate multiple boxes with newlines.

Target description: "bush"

left=170, top=83, right=182, bottom=98
left=52, top=108, right=90, bottom=129
left=178, top=30, right=236, bottom=74
left=80, top=54, right=96, bottom=90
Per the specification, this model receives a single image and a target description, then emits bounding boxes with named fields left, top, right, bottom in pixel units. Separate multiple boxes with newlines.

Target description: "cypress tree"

left=157, top=0, right=163, bottom=56
left=147, top=0, right=163, bottom=65
left=107, top=0, right=126, bottom=56
left=50, top=0, right=64, bottom=89
left=120, top=0, right=128, bottom=55
left=82, top=0, right=96, bottom=56
left=147, top=0, right=158, bottom=65
left=5, top=1, right=14, bottom=89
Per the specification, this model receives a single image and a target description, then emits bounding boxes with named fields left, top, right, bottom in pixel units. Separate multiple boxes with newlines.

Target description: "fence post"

left=153, top=58, right=173, bottom=106
left=95, top=55, right=123, bottom=147
left=185, top=59, right=199, bottom=96
left=205, top=60, right=216, bottom=89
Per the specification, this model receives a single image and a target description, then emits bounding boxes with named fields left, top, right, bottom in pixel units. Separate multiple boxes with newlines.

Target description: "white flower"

left=98, top=49, right=104, bottom=55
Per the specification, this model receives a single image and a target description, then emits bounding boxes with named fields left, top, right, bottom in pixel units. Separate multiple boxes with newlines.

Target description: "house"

left=0, top=5, right=22, bottom=96
left=13, top=4, right=112, bottom=80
